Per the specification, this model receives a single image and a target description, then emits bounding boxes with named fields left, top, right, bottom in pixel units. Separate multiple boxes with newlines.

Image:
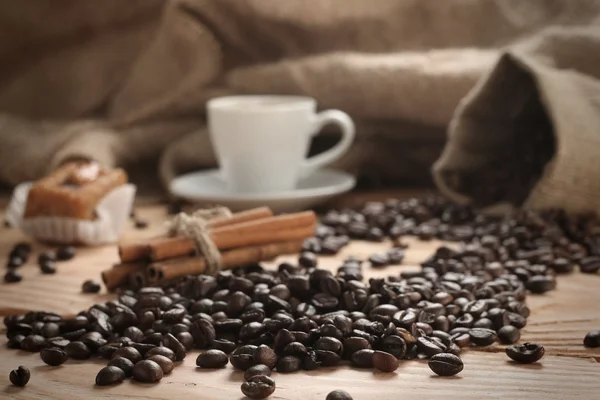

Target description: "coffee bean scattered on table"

left=5, top=195, right=600, bottom=392
left=82, top=279, right=101, bottom=294
left=107, top=357, right=135, bottom=377
left=7, top=255, right=24, bottom=268
left=244, top=364, right=272, bottom=381
left=56, top=246, right=76, bottom=261
left=4, top=270, right=22, bottom=283
left=40, top=347, right=68, bottom=366
left=583, top=330, right=600, bottom=348
left=11, top=242, right=31, bottom=261
left=40, top=260, right=57, bottom=275
left=505, top=342, right=545, bottom=364
left=9, top=365, right=31, bottom=387
left=147, top=355, right=175, bottom=375
left=241, top=375, right=276, bottom=399
left=326, top=390, right=354, bottom=400
left=96, top=366, right=126, bottom=386
left=132, top=360, right=163, bottom=383
left=428, top=353, right=464, bottom=376
left=196, top=349, right=229, bottom=368
left=38, top=252, right=56, bottom=265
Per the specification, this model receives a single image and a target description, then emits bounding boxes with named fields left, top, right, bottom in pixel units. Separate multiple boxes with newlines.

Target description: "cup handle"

left=301, top=109, right=355, bottom=177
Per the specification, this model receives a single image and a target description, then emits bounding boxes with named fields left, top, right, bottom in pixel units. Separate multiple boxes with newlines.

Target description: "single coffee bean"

left=416, top=336, right=445, bottom=357
left=314, top=337, right=343, bottom=355
left=108, top=357, right=135, bottom=377
left=147, top=355, right=174, bottom=374
left=38, top=252, right=55, bottom=264
left=176, top=331, right=195, bottom=351
left=95, top=366, right=126, bottom=386
left=9, top=366, right=31, bottom=387
left=468, top=328, right=497, bottom=346
left=146, top=346, right=175, bottom=362
left=505, top=342, right=545, bottom=364
left=56, top=246, right=76, bottom=261
left=326, top=390, right=354, bottom=400
left=276, top=355, right=301, bottom=373
left=113, top=346, right=142, bottom=364
left=497, top=325, right=521, bottom=344
left=132, top=360, right=163, bottom=383
left=197, top=349, right=229, bottom=368
left=82, top=279, right=101, bottom=294
left=253, top=345, right=278, bottom=369
left=244, top=364, right=272, bottom=381
left=20, top=334, right=47, bottom=352
left=428, top=353, right=464, bottom=376
left=372, top=350, right=400, bottom=372
left=350, top=348, right=374, bottom=368
left=40, top=347, right=68, bottom=366
left=380, top=335, right=407, bottom=359
left=583, top=330, right=600, bottom=348
left=241, top=375, right=276, bottom=399
left=4, top=270, right=23, bottom=283
left=315, top=350, right=341, bottom=366
left=162, top=333, right=186, bottom=361
left=526, top=275, right=556, bottom=294
left=7, top=255, right=24, bottom=268
left=298, top=252, right=318, bottom=268
left=65, top=341, right=91, bottom=359
left=13, top=242, right=32, bottom=258
left=40, top=260, right=57, bottom=274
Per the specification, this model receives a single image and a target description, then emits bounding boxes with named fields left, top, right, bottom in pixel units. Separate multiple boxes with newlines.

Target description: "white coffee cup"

left=207, top=95, right=355, bottom=193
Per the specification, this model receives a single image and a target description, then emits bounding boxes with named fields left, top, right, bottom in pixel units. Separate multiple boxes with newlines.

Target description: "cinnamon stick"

left=148, top=239, right=304, bottom=282
left=101, top=262, right=147, bottom=291
left=149, top=211, right=316, bottom=261
left=118, top=206, right=274, bottom=263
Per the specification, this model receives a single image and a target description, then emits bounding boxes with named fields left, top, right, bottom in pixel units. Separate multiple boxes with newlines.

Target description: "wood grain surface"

left=0, top=204, right=599, bottom=400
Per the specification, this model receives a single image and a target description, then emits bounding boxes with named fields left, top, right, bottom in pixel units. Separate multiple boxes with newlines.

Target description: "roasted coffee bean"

left=65, top=341, right=91, bottom=359
left=82, top=280, right=101, bottom=294
left=13, top=242, right=32, bottom=258
left=7, top=255, right=24, bottom=268
left=526, top=275, right=556, bottom=294
left=276, top=355, right=301, bottom=373
left=497, top=325, right=521, bottom=344
left=197, top=349, right=229, bottom=368
left=428, top=353, right=464, bottom=376
left=96, top=366, right=126, bottom=386
left=175, top=331, right=194, bottom=351
left=298, top=252, right=318, bottom=268
left=505, top=342, right=545, bottom=363
left=230, top=345, right=258, bottom=371
left=451, top=333, right=471, bottom=348
left=110, top=346, right=142, bottom=364
left=123, top=326, right=144, bottom=343
left=253, top=345, right=278, bottom=369
left=282, top=342, right=308, bottom=358
left=38, top=252, right=55, bottom=264
left=380, top=335, right=407, bottom=359
left=21, top=334, right=47, bottom=352
left=315, top=350, right=341, bottom=366
left=369, top=253, right=389, bottom=267
left=314, top=337, right=343, bottom=355
left=40, top=260, right=57, bottom=274
left=146, top=346, right=175, bottom=361
left=301, top=350, right=321, bottom=370
left=241, top=375, right=276, bottom=399
left=108, top=357, right=135, bottom=377
left=550, top=258, right=574, bottom=273
left=9, top=366, right=30, bottom=387
left=190, top=318, right=216, bottom=348
left=416, top=336, right=445, bottom=358
left=580, top=256, right=600, bottom=274
left=56, top=246, right=76, bottom=261
left=132, top=360, right=163, bottom=383
left=244, top=364, right=272, bottom=380
left=343, top=337, right=371, bottom=357
left=473, top=318, right=493, bottom=330
left=40, top=347, right=68, bottom=366
left=372, top=350, right=400, bottom=372
left=469, top=328, right=497, bottom=346
left=326, top=390, right=354, bottom=400
left=163, top=333, right=186, bottom=361
left=583, top=330, right=600, bottom=348
left=147, top=355, right=174, bottom=374
left=4, top=270, right=22, bottom=283
left=7, top=334, right=25, bottom=349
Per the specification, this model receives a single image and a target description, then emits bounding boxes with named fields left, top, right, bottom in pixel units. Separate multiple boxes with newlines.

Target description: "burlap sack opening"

left=433, top=28, right=600, bottom=216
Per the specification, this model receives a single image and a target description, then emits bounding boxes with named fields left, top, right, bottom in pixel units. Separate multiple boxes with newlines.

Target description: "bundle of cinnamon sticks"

left=101, top=207, right=316, bottom=291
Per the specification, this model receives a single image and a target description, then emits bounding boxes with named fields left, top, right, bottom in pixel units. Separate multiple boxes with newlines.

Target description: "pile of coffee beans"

left=5, top=195, right=600, bottom=395
left=4, top=244, right=78, bottom=283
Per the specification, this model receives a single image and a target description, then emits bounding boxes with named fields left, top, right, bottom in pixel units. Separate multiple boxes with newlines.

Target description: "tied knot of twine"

left=167, top=206, right=232, bottom=275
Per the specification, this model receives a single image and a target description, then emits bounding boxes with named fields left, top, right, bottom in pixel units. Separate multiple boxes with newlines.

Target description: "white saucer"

left=170, top=169, right=356, bottom=212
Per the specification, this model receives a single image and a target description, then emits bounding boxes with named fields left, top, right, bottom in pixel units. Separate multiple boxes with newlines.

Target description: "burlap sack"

left=433, top=26, right=600, bottom=215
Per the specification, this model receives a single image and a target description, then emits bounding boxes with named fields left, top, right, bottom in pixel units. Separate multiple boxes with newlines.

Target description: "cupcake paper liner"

left=6, top=182, right=136, bottom=245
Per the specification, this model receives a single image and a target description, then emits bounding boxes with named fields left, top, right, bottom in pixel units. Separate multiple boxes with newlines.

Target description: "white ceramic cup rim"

left=207, top=95, right=316, bottom=113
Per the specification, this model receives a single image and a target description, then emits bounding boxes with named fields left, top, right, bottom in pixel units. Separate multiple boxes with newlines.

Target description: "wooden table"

left=0, top=202, right=599, bottom=400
